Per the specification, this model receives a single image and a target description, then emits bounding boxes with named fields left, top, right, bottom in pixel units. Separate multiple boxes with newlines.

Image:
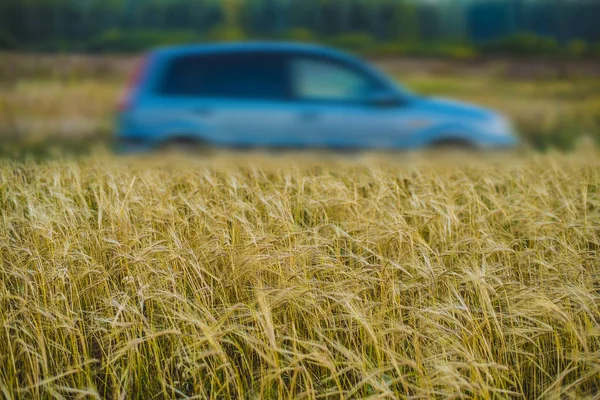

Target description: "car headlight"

left=486, top=116, right=515, bottom=137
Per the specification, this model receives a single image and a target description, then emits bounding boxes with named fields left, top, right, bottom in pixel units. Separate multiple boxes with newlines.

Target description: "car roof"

left=144, top=41, right=407, bottom=96
left=151, top=41, right=356, bottom=61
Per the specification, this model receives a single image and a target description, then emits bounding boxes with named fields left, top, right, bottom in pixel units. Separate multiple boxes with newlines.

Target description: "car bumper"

left=113, top=137, right=155, bottom=154
left=479, top=134, right=521, bottom=150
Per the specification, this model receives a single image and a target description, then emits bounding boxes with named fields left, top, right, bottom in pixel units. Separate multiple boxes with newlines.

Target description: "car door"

left=287, top=54, right=415, bottom=149
left=149, top=51, right=299, bottom=147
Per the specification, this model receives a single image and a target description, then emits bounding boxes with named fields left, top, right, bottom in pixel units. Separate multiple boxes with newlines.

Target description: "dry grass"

left=394, top=70, right=600, bottom=150
left=0, top=80, right=118, bottom=140
left=1, top=151, right=599, bottom=399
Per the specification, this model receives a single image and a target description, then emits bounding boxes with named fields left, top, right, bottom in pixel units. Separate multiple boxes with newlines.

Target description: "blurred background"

left=1, top=0, right=599, bottom=157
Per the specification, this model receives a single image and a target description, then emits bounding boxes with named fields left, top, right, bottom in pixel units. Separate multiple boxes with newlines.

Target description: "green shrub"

left=589, top=42, right=600, bottom=58
left=205, top=25, right=247, bottom=42
left=368, top=42, right=477, bottom=60
left=481, top=33, right=560, bottom=56
left=87, top=29, right=201, bottom=53
left=412, top=43, right=478, bottom=60
left=326, top=32, right=376, bottom=52
left=366, top=42, right=409, bottom=57
left=283, top=28, right=317, bottom=43
left=439, top=44, right=478, bottom=60
left=0, top=31, right=17, bottom=50
left=567, top=40, right=587, bottom=57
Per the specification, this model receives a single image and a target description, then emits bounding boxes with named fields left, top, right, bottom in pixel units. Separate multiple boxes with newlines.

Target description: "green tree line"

left=1, top=0, right=599, bottom=57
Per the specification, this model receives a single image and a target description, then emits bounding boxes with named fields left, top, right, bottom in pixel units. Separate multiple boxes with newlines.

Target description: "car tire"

left=428, top=138, right=476, bottom=152
left=159, top=137, right=211, bottom=154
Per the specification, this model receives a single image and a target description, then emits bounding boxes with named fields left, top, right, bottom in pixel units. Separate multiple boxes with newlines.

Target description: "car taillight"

left=118, top=55, right=149, bottom=112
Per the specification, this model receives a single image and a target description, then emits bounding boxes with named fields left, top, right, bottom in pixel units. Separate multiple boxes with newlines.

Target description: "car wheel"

left=159, top=137, right=210, bottom=154
left=428, top=138, right=476, bottom=152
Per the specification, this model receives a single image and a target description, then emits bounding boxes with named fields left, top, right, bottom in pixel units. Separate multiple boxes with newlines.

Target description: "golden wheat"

left=0, top=150, right=599, bottom=399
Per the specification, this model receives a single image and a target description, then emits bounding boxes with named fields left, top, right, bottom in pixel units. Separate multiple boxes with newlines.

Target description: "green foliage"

left=481, top=33, right=560, bottom=56
left=326, top=32, right=376, bottom=52
left=2, top=0, right=600, bottom=59
left=87, top=29, right=201, bottom=53
left=205, top=25, right=248, bottom=43
left=403, top=43, right=477, bottom=60
left=567, top=40, right=587, bottom=57
left=0, top=31, right=17, bottom=50
left=335, top=40, right=478, bottom=60
left=438, top=45, right=478, bottom=60
left=284, top=28, right=317, bottom=43
left=589, top=42, right=600, bottom=58
left=388, top=0, right=420, bottom=41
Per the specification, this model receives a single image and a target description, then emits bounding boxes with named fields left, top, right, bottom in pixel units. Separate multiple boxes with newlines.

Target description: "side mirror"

left=365, top=90, right=404, bottom=108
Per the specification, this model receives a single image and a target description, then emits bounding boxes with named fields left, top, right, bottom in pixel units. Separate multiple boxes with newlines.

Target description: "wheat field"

left=1, top=151, right=599, bottom=399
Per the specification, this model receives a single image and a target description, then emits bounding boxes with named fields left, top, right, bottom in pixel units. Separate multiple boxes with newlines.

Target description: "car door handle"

left=298, top=111, right=320, bottom=121
left=193, top=107, right=214, bottom=116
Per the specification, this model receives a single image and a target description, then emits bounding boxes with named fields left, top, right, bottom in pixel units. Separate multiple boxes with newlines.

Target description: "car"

left=116, top=42, right=519, bottom=152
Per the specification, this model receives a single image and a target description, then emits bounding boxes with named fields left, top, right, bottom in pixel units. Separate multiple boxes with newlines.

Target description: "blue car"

left=116, top=42, right=519, bottom=152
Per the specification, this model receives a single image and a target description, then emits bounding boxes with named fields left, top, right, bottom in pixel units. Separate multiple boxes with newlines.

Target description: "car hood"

left=414, top=96, right=498, bottom=121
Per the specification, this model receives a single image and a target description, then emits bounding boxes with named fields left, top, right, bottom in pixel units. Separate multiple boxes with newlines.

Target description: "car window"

left=291, top=57, right=378, bottom=102
left=158, top=52, right=287, bottom=100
